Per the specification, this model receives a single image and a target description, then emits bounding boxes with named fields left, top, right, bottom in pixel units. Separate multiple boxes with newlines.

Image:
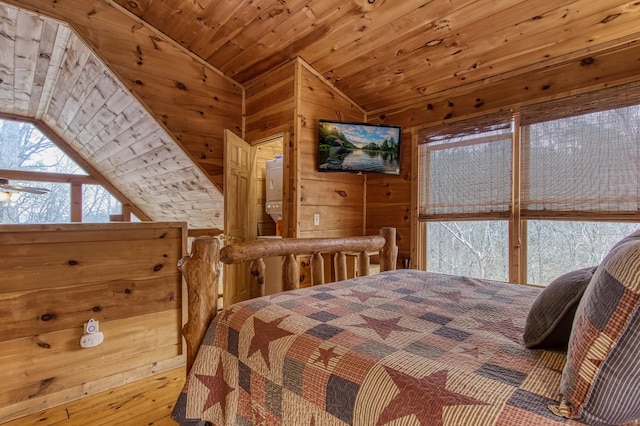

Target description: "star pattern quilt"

left=172, top=269, right=586, bottom=425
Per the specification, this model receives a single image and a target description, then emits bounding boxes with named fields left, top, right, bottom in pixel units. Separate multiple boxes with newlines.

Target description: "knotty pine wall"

left=0, top=222, right=186, bottom=422
left=245, top=58, right=366, bottom=240
left=296, top=61, right=366, bottom=239
left=245, top=60, right=296, bottom=238
left=366, top=42, right=640, bottom=265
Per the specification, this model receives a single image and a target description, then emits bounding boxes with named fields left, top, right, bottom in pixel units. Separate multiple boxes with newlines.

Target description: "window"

left=427, top=221, right=508, bottom=281
left=418, top=83, right=640, bottom=284
left=0, top=118, right=125, bottom=224
left=526, top=221, right=638, bottom=284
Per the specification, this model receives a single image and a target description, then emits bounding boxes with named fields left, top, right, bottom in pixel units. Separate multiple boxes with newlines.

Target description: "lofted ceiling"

left=0, top=3, right=224, bottom=229
left=0, top=0, right=639, bottom=230
left=113, top=0, right=640, bottom=113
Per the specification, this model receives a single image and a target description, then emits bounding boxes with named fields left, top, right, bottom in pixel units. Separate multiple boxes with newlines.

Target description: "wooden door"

left=223, top=130, right=255, bottom=306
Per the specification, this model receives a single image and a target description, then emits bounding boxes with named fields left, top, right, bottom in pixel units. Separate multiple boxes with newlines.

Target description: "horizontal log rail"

left=178, top=227, right=398, bottom=372
left=221, top=227, right=397, bottom=294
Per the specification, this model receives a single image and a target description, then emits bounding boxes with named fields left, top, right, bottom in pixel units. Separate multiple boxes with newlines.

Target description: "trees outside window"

left=0, top=119, right=121, bottom=224
left=419, top=96, right=640, bottom=285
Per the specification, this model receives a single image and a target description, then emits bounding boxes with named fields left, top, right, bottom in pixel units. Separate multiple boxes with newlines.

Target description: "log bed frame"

left=178, top=227, right=399, bottom=372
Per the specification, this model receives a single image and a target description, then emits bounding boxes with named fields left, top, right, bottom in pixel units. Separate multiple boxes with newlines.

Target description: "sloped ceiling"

left=113, top=0, right=640, bottom=113
left=0, top=3, right=224, bottom=229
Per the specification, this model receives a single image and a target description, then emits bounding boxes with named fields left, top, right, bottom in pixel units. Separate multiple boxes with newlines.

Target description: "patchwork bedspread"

left=173, top=269, right=585, bottom=425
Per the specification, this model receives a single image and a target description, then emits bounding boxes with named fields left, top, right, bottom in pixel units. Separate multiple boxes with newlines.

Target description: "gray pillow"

left=523, top=266, right=597, bottom=349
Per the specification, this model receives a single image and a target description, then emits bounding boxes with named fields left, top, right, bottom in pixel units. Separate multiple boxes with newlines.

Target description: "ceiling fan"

left=0, top=177, right=50, bottom=202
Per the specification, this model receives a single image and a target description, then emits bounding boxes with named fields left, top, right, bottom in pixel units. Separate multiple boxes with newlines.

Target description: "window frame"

left=0, top=117, right=134, bottom=223
left=416, top=92, right=640, bottom=284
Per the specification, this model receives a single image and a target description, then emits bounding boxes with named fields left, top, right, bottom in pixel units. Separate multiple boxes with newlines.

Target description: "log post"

left=358, top=251, right=370, bottom=277
left=334, top=251, right=347, bottom=281
left=283, top=254, right=299, bottom=291
left=379, top=227, right=398, bottom=272
left=249, top=258, right=266, bottom=299
left=311, top=252, right=325, bottom=286
left=178, top=236, right=220, bottom=373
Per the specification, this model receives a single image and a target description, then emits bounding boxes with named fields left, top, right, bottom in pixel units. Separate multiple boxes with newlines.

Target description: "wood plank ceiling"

left=0, top=0, right=639, bottom=230
left=114, top=0, right=640, bottom=112
left=0, top=3, right=225, bottom=229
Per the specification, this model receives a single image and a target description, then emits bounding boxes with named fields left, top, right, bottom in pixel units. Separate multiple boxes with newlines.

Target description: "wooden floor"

left=3, top=368, right=185, bottom=426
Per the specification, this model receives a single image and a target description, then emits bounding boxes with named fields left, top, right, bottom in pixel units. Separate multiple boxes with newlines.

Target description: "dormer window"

left=0, top=118, right=123, bottom=224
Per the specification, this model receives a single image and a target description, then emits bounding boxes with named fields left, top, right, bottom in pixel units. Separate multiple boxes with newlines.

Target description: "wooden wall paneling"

left=364, top=126, right=413, bottom=262
left=244, top=62, right=296, bottom=142
left=0, top=275, right=180, bottom=341
left=91, top=122, right=165, bottom=166
left=57, top=57, right=104, bottom=133
left=300, top=179, right=365, bottom=207
left=0, top=224, right=163, bottom=250
left=296, top=61, right=366, bottom=238
left=292, top=59, right=303, bottom=237
left=1, top=233, right=182, bottom=293
left=0, top=311, right=180, bottom=402
left=0, top=322, right=182, bottom=422
left=107, top=150, right=194, bottom=184
left=0, top=222, right=186, bottom=422
left=244, top=60, right=296, bottom=236
left=96, top=117, right=163, bottom=164
left=298, top=205, right=363, bottom=233
left=71, top=12, right=243, bottom=188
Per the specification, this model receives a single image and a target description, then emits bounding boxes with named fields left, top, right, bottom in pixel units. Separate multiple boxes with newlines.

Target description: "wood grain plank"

left=1, top=236, right=182, bottom=292
left=0, top=355, right=184, bottom=423
left=13, top=10, right=43, bottom=115
left=0, top=222, right=183, bottom=244
left=355, top=1, right=640, bottom=110
left=1, top=367, right=185, bottom=426
left=0, top=6, right=17, bottom=114
left=0, top=309, right=181, bottom=398
left=0, top=275, right=180, bottom=341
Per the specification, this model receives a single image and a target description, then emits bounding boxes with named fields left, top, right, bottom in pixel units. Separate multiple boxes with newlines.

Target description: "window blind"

left=418, top=112, right=513, bottom=217
left=521, top=103, right=640, bottom=215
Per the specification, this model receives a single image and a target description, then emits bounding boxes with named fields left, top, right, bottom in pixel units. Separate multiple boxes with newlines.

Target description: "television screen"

left=318, top=119, right=402, bottom=175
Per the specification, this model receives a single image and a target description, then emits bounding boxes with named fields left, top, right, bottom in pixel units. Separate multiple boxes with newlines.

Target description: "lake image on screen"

left=318, top=122, right=400, bottom=174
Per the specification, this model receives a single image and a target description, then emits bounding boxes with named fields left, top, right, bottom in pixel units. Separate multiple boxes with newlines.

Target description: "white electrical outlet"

left=313, top=213, right=320, bottom=226
left=80, top=319, right=104, bottom=348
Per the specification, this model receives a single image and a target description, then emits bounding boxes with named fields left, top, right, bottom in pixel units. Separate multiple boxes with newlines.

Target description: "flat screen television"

left=318, top=119, right=402, bottom=175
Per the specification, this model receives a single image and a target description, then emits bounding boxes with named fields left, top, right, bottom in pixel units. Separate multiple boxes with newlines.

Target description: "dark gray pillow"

left=523, top=266, right=597, bottom=349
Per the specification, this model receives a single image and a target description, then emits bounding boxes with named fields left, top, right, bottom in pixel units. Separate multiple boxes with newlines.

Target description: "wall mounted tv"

left=318, top=119, right=402, bottom=175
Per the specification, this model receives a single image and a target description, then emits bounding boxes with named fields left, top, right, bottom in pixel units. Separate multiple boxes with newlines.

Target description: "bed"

left=172, top=228, right=640, bottom=426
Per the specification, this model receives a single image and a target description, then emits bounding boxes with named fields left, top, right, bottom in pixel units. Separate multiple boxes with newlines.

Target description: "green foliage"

left=319, top=123, right=349, bottom=146
left=363, top=143, right=380, bottom=151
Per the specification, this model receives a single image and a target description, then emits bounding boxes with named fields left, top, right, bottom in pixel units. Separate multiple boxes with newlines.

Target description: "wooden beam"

left=178, top=236, right=220, bottom=373
left=70, top=181, right=82, bottom=222
left=220, top=234, right=387, bottom=263
left=187, top=228, right=224, bottom=238
left=0, top=169, right=98, bottom=184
